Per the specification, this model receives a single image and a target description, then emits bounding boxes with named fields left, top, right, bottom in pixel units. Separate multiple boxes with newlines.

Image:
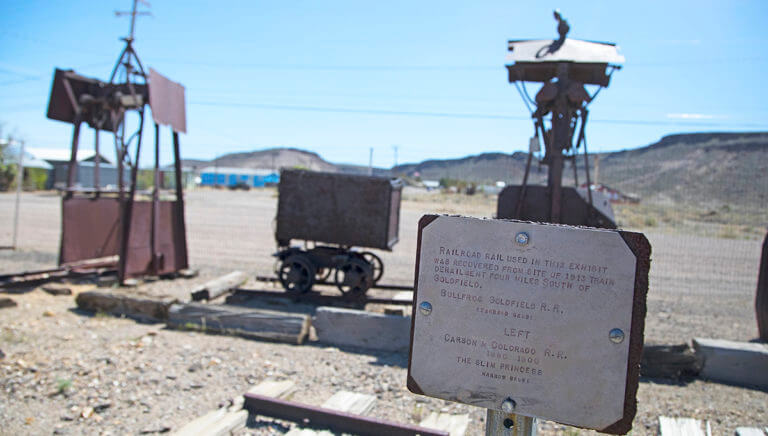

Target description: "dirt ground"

left=0, top=189, right=766, bottom=435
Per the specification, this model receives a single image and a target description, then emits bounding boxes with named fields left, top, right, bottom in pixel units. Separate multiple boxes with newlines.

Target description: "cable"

left=513, top=82, right=534, bottom=115
left=188, top=100, right=768, bottom=128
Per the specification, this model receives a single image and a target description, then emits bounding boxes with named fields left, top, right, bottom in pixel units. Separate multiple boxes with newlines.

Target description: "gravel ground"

left=1, top=190, right=767, bottom=435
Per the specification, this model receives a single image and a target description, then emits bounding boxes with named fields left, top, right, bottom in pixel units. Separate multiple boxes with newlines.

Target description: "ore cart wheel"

left=278, top=255, right=316, bottom=294
left=315, top=267, right=332, bottom=283
left=334, top=257, right=373, bottom=299
left=360, top=251, right=384, bottom=284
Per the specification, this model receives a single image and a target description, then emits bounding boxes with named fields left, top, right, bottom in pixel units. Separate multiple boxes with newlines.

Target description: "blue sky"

left=1, top=0, right=767, bottom=168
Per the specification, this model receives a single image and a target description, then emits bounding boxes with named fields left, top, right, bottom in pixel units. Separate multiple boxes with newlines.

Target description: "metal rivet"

left=419, top=301, right=432, bottom=316
left=609, top=328, right=625, bottom=344
left=501, top=397, right=516, bottom=413
left=515, top=232, right=529, bottom=246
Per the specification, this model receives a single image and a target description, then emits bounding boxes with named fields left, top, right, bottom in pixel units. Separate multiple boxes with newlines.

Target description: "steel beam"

left=244, top=393, right=448, bottom=436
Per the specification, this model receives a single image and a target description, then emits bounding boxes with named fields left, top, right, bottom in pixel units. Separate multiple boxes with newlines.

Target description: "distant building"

left=26, top=148, right=125, bottom=189
left=198, top=167, right=279, bottom=188
left=422, top=180, right=440, bottom=190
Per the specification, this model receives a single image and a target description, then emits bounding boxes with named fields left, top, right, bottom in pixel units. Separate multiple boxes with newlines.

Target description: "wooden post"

left=172, top=130, right=189, bottom=270
left=94, top=129, right=100, bottom=191
left=150, top=122, right=160, bottom=274
left=486, top=410, right=536, bottom=436
left=11, top=140, right=24, bottom=249
left=757, top=231, right=768, bottom=341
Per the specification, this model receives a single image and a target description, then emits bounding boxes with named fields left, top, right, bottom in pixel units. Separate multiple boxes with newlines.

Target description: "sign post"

left=486, top=410, right=536, bottom=436
left=408, top=215, right=650, bottom=435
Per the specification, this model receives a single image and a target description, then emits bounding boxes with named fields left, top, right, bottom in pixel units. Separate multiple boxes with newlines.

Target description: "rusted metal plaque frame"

left=59, top=196, right=188, bottom=278
left=756, top=232, right=768, bottom=341
left=407, top=215, right=649, bottom=435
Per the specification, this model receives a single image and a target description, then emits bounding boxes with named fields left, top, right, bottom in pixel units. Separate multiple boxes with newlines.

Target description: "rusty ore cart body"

left=274, top=169, right=403, bottom=298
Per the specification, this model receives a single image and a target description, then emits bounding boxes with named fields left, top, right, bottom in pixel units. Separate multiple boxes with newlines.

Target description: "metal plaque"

left=407, top=215, right=649, bottom=434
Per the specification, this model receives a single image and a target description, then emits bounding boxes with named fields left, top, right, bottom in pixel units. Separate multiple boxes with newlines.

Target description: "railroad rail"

left=231, top=287, right=414, bottom=308
left=255, top=275, right=413, bottom=291
left=244, top=392, right=448, bottom=436
left=0, top=256, right=117, bottom=289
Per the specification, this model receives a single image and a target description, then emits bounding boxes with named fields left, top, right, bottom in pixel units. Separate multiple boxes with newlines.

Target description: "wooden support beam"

left=658, top=416, right=710, bottom=436
left=76, top=289, right=174, bottom=321
left=693, top=338, right=768, bottom=389
left=419, top=412, right=470, bottom=436
left=190, top=271, right=248, bottom=302
left=167, top=303, right=310, bottom=344
left=313, top=306, right=411, bottom=352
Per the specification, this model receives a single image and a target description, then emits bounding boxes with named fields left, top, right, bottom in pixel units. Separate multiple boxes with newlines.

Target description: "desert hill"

left=596, top=132, right=768, bottom=207
left=183, top=148, right=335, bottom=172
left=184, top=132, right=768, bottom=210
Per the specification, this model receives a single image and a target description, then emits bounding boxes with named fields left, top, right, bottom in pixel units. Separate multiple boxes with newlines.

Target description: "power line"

left=189, top=100, right=768, bottom=129
left=149, top=57, right=768, bottom=71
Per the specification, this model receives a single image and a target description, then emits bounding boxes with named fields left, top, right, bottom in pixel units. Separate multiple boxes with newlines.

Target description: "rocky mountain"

left=391, top=152, right=535, bottom=183
left=184, top=148, right=335, bottom=172
left=184, top=132, right=767, bottom=208
left=596, top=132, right=768, bottom=207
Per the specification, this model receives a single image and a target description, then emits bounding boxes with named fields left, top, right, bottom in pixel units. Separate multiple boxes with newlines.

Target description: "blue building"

left=198, top=167, right=279, bottom=188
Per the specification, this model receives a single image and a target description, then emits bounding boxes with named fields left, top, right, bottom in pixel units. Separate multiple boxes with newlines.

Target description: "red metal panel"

left=148, top=68, right=187, bottom=134
left=124, top=201, right=187, bottom=278
left=60, top=197, right=121, bottom=264
left=60, top=197, right=187, bottom=277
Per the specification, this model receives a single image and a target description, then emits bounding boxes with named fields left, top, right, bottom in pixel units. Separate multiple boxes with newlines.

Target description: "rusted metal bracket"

left=244, top=392, right=448, bottom=436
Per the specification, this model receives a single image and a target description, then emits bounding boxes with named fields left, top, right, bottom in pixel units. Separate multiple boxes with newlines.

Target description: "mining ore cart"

left=274, top=169, right=403, bottom=299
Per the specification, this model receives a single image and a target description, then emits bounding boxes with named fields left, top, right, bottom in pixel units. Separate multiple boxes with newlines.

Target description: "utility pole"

left=593, top=154, right=600, bottom=186
left=12, top=140, right=24, bottom=250
left=368, top=147, right=373, bottom=176
left=392, top=145, right=398, bottom=168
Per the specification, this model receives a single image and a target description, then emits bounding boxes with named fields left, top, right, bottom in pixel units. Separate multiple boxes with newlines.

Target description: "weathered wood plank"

left=172, top=408, right=228, bottom=436
left=735, top=427, right=767, bottom=436
left=191, top=271, right=248, bottom=302
left=321, top=391, right=376, bottom=415
left=0, top=297, right=17, bottom=308
left=658, top=416, right=709, bottom=436
left=247, top=380, right=296, bottom=399
left=641, top=343, right=702, bottom=378
left=167, top=303, right=310, bottom=344
left=284, top=429, right=334, bottom=436
left=285, top=390, right=377, bottom=436
left=419, top=412, right=470, bottom=436
left=174, top=379, right=296, bottom=435
left=76, top=289, right=174, bottom=321
left=313, top=306, right=411, bottom=352
left=693, top=338, right=768, bottom=389
left=41, top=283, right=72, bottom=296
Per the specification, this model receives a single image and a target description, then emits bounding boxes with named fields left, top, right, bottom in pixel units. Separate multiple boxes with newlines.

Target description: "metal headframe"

left=47, top=0, right=188, bottom=282
left=506, top=11, right=623, bottom=224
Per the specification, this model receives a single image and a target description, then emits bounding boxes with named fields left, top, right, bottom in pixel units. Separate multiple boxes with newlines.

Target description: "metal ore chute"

left=497, top=11, right=623, bottom=228
left=45, top=0, right=189, bottom=283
